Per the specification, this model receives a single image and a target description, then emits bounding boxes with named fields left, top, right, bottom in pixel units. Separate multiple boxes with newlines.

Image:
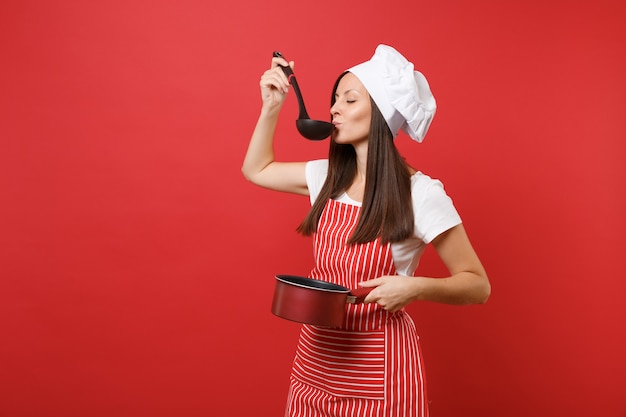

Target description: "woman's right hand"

left=259, top=57, right=294, bottom=111
left=243, top=56, right=308, bottom=196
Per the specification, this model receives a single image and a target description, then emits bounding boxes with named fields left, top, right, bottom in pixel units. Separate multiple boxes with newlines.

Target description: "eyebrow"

left=334, top=89, right=360, bottom=97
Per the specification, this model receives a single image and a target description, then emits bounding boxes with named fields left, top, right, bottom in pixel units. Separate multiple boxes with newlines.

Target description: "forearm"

left=412, top=272, right=491, bottom=305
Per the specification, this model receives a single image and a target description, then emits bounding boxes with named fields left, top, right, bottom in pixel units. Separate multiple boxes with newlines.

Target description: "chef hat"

left=348, top=44, right=436, bottom=142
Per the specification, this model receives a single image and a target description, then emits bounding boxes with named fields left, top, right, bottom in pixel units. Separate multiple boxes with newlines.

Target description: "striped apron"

left=286, top=199, right=429, bottom=417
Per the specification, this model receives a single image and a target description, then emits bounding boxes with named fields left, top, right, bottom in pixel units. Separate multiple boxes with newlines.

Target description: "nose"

left=330, top=101, right=340, bottom=117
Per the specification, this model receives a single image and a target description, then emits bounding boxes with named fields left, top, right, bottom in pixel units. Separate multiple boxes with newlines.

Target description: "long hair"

left=297, top=72, right=414, bottom=244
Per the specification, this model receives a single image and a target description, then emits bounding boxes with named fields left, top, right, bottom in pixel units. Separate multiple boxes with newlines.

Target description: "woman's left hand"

left=359, top=276, right=421, bottom=313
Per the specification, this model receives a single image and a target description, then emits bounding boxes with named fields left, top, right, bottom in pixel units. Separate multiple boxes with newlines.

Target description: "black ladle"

left=273, top=51, right=334, bottom=141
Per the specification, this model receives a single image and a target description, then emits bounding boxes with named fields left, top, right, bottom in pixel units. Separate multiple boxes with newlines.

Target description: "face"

left=330, top=73, right=371, bottom=145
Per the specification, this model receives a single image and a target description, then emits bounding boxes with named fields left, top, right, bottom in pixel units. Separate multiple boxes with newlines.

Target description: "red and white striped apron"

left=286, top=199, right=429, bottom=417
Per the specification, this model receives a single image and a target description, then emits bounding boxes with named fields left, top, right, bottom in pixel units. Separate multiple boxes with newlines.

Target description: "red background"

left=1, top=1, right=625, bottom=416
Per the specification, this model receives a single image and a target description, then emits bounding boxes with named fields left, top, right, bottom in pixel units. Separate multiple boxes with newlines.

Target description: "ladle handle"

left=272, top=51, right=310, bottom=119
left=272, top=51, right=294, bottom=77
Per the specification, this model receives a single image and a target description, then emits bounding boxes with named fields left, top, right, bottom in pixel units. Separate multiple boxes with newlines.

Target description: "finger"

left=270, top=67, right=291, bottom=93
left=358, top=277, right=384, bottom=288
left=272, top=59, right=296, bottom=86
left=271, top=58, right=291, bottom=81
left=261, top=70, right=289, bottom=94
left=271, top=57, right=295, bottom=74
left=271, top=56, right=290, bottom=69
left=362, top=288, right=381, bottom=304
left=260, top=73, right=284, bottom=90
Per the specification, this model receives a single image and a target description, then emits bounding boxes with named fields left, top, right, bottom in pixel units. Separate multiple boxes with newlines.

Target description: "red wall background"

left=1, top=1, right=625, bottom=416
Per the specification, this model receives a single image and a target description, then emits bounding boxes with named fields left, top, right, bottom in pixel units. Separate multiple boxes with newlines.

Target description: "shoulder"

left=305, top=159, right=329, bottom=205
left=410, top=171, right=455, bottom=210
left=410, top=171, right=462, bottom=243
left=411, top=171, right=448, bottom=200
left=305, top=159, right=328, bottom=178
left=305, top=159, right=328, bottom=188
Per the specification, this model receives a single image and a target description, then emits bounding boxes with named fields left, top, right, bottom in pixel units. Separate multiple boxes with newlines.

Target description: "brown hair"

left=297, top=72, right=414, bottom=244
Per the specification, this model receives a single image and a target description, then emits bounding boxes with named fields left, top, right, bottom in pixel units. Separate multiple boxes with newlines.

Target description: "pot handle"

left=346, top=287, right=374, bottom=304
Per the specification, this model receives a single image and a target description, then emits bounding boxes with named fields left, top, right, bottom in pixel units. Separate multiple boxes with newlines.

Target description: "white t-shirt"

left=305, top=159, right=462, bottom=277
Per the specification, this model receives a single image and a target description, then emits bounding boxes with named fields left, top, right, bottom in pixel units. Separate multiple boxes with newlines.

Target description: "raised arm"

left=242, top=56, right=308, bottom=196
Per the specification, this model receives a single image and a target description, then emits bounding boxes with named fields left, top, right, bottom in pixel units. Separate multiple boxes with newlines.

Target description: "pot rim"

left=275, top=274, right=350, bottom=294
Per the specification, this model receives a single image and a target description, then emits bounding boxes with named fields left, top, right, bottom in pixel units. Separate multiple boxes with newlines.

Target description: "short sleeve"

left=305, top=159, right=329, bottom=205
left=411, top=173, right=462, bottom=244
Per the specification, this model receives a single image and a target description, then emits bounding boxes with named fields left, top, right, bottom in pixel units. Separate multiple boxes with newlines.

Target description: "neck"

left=353, top=142, right=368, bottom=183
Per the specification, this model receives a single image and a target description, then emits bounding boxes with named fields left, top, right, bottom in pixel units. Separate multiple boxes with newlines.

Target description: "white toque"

left=348, top=44, right=437, bottom=142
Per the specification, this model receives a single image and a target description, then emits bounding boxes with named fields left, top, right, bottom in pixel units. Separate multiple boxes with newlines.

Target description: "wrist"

left=260, top=102, right=283, bottom=118
left=410, top=276, right=435, bottom=302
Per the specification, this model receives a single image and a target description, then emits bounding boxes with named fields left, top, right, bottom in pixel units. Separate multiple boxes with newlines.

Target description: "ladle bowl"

left=273, top=51, right=334, bottom=141
left=296, top=119, right=334, bottom=141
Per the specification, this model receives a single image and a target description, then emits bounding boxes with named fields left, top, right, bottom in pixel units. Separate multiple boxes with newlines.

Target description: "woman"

left=242, top=45, right=490, bottom=417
